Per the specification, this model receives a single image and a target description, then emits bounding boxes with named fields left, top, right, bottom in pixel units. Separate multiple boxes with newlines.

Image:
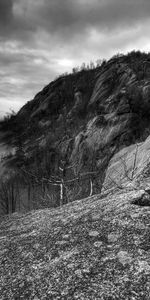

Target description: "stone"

left=94, top=241, right=103, bottom=247
left=88, top=230, right=100, bottom=237
left=108, top=233, right=119, bottom=243
left=62, top=234, right=70, bottom=239
left=136, top=260, right=150, bottom=274
left=117, top=251, right=132, bottom=265
left=33, top=243, right=40, bottom=249
left=92, top=214, right=100, bottom=221
left=67, top=263, right=74, bottom=269
left=75, top=269, right=82, bottom=278
left=82, top=268, right=91, bottom=274
left=56, top=240, right=68, bottom=246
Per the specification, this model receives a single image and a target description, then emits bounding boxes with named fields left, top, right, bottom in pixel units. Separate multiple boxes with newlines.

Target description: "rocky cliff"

left=1, top=51, right=150, bottom=214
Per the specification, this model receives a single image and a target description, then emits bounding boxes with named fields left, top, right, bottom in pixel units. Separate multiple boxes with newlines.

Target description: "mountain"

left=0, top=51, right=150, bottom=299
left=1, top=51, right=150, bottom=214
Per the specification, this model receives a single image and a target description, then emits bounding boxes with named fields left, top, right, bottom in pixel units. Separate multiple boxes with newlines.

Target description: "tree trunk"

left=28, top=184, right=31, bottom=210
left=11, top=183, right=16, bottom=213
left=89, top=179, right=93, bottom=197
left=60, top=183, right=63, bottom=206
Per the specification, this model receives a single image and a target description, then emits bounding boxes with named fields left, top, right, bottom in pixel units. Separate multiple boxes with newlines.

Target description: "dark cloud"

left=0, top=0, right=14, bottom=38
left=10, top=0, right=150, bottom=38
left=38, top=0, right=150, bottom=33
left=0, top=0, right=13, bottom=24
left=0, top=0, right=150, bottom=116
left=1, top=0, right=150, bottom=40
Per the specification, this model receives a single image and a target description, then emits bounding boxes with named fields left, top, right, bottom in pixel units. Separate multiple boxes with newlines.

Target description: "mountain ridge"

left=1, top=51, right=150, bottom=214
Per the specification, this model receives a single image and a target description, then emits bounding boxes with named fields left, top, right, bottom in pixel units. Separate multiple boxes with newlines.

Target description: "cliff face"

left=1, top=51, right=150, bottom=214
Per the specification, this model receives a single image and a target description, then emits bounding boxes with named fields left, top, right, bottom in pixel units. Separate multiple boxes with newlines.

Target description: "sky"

left=0, top=0, right=150, bottom=117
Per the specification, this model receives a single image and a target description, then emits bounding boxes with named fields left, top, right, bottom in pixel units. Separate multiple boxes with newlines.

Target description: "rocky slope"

left=1, top=51, right=150, bottom=214
left=0, top=188, right=150, bottom=299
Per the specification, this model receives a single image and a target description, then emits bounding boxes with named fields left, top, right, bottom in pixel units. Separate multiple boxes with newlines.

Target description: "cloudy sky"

left=0, top=0, right=150, bottom=117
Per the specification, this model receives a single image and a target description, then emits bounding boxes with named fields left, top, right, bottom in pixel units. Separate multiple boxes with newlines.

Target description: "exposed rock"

left=136, top=260, right=150, bottom=274
left=108, top=233, right=119, bottom=243
left=75, top=269, right=83, bottom=278
left=131, top=193, right=150, bottom=206
left=62, top=234, right=70, bottom=239
left=88, top=230, right=100, bottom=237
left=55, top=240, right=68, bottom=246
left=103, top=135, right=150, bottom=192
left=91, top=214, right=101, bottom=221
left=117, top=250, right=132, bottom=266
left=94, top=241, right=103, bottom=247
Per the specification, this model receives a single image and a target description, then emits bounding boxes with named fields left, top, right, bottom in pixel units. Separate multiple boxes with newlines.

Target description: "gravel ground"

left=0, top=190, right=150, bottom=299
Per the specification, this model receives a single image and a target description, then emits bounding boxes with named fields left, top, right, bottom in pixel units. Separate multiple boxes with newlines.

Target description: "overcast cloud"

left=0, top=0, right=150, bottom=116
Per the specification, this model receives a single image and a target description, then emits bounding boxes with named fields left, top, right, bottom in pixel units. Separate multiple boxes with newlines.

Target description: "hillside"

left=1, top=51, right=150, bottom=214
left=0, top=188, right=150, bottom=299
left=0, top=51, right=150, bottom=299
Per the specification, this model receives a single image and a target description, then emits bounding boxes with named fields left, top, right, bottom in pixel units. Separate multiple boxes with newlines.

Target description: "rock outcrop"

left=103, top=135, right=150, bottom=193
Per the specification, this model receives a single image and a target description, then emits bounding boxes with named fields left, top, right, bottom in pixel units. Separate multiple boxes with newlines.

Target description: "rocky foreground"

left=0, top=189, right=150, bottom=299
